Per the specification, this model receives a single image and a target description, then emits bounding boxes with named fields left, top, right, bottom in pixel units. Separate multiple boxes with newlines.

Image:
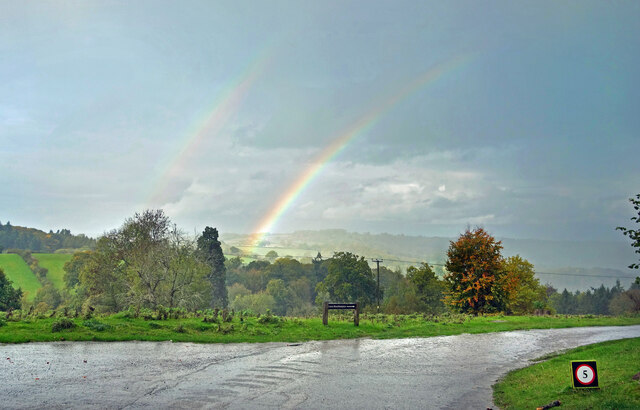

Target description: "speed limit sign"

left=571, top=360, right=599, bottom=389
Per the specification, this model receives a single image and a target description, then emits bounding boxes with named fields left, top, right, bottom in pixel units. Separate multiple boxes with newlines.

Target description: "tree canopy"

left=501, top=255, right=546, bottom=314
left=617, top=193, right=640, bottom=270
left=317, top=251, right=377, bottom=306
left=406, top=263, right=446, bottom=313
left=444, top=227, right=506, bottom=314
left=197, top=227, right=228, bottom=309
left=76, top=210, right=211, bottom=312
left=0, top=268, right=22, bottom=311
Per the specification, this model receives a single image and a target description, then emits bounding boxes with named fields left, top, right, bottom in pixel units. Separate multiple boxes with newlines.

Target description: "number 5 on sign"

left=571, top=360, right=599, bottom=389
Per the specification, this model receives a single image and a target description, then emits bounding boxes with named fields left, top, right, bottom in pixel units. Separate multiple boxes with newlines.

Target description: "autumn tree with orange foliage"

left=444, top=227, right=506, bottom=315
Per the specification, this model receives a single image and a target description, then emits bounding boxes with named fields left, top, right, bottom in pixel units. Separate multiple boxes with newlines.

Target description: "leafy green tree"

left=617, top=193, right=640, bottom=269
left=501, top=255, right=546, bottom=314
left=79, top=234, right=129, bottom=312
left=265, top=250, right=278, bottom=261
left=0, top=268, right=22, bottom=311
left=163, top=233, right=211, bottom=310
left=609, top=288, right=640, bottom=315
left=317, top=252, right=376, bottom=306
left=287, top=277, right=315, bottom=315
left=224, top=256, right=243, bottom=286
left=266, top=258, right=307, bottom=283
left=243, top=266, right=270, bottom=293
left=63, top=251, right=92, bottom=290
left=119, top=210, right=175, bottom=309
left=444, top=227, right=506, bottom=314
left=228, top=283, right=251, bottom=304
left=406, top=263, right=446, bottom=313
left=380, top=267, right=422, bottom=314
left=266, top=278, right=291, bottom=315
left=230, top=292, right=276, bottom=314
left=78, top=210, right=210, bottom=313
left=33, top=284, right=62, bottom=310
left=197, top=227, right=228, bottom=308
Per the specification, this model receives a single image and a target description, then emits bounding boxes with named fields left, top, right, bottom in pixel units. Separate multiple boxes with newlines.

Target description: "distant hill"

left=222, top=229, right=638, bottom=291
left=0, top=221, right=95, bottom=253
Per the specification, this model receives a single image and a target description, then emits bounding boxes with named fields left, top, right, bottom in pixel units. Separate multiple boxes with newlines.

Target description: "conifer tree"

left=197, top=227, right=228, bottom=308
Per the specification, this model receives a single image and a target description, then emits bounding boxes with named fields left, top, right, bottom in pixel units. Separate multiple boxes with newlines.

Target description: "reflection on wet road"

left=2, top=325, right=639, bottom=409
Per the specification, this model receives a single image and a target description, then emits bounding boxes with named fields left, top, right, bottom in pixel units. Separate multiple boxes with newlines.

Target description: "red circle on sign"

left=575, top=364, right=595, bottom=385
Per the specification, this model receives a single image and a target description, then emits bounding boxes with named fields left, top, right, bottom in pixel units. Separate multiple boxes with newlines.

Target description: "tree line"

left=0, top=221, right=95, bottom=253
left=2, top=193, right=640, bottom=317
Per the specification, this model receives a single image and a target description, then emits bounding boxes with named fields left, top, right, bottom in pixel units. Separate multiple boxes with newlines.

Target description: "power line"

left=537, top=271, right=637, bottom=279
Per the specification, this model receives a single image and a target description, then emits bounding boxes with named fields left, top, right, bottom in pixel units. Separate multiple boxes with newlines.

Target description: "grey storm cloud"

left=0, top=1, right=638, bottom=241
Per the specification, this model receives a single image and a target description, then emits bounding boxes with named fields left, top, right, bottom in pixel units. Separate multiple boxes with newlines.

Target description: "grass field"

left=34, top=253, right=72, bottom=290
left=1, top=313, right=639, bottom=344
left=0, top=254, right=41, bottom=301
left=493, top=337, right=640, bottom=409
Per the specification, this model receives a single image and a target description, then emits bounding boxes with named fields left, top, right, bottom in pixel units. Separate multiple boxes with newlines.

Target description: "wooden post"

left=322, top=301, right=329, bottom=326
left=354, top=302, right=359, bottom=326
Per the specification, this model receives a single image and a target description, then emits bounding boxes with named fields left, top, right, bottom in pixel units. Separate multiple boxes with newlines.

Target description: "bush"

left=82, top=319, right=112, bottom=332
left=174, top=323, right=187, bottom=333
left=257, top=309, right=281, bottom=325
left=52, top=318, right=76, bottom=332
left=155, top=305, right=168, bottom=320
left=0, top=318, right=6, bottom=328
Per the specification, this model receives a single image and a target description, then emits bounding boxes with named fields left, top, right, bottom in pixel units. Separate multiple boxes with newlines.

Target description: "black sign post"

left=571, top=360, right=599, bottom=389
left=323, top=302, right=359, bottom=326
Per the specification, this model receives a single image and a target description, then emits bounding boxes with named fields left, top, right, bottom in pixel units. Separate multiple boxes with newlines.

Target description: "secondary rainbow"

left=250, top=54, right=472, bottom=248
left=146, top=49, right=273, bottom=207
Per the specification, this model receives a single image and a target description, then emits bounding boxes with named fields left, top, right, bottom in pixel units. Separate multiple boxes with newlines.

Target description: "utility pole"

left=372, top=258, right=383, bottom=312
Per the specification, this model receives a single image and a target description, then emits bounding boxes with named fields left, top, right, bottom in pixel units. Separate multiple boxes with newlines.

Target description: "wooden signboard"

left=322, top=302, right=359, bottom=326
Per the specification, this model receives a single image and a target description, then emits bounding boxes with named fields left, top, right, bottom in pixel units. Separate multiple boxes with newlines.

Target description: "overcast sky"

left=1, top=1, right=639, bottom=241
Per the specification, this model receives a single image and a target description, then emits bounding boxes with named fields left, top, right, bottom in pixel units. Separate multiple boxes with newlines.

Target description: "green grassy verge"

left=0, top=254, right=41, bottom=301
left=33, top=253, right=71, bottom=290
left=493, top=337, right=640, bottom=409
left=0, top=313, right=639, bottom=344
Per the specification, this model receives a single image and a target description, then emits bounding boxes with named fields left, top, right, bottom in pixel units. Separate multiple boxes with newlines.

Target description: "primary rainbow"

left=249, top=54, right=472, bottom=248
left=146, top=49, right=273, bottom=207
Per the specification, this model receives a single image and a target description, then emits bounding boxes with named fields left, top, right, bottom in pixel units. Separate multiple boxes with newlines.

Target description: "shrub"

left=155, top=305, right=168, bottom=320
left=257, top=309, right=281, bottom=325
left=174, top=323, right=187, bottom=333
left=52, top=318, right=76, bottom=332
left=82, top=319, right=112, bottom=332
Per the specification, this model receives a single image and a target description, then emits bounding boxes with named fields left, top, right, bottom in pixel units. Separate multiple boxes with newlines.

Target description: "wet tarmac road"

left=2, top=325, right=639, bottom=409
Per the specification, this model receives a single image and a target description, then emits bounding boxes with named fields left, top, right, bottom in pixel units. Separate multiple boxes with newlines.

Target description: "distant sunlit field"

left=0, top=254, right=41, bottom=301
left=34, top=253, right=72, bottom=290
